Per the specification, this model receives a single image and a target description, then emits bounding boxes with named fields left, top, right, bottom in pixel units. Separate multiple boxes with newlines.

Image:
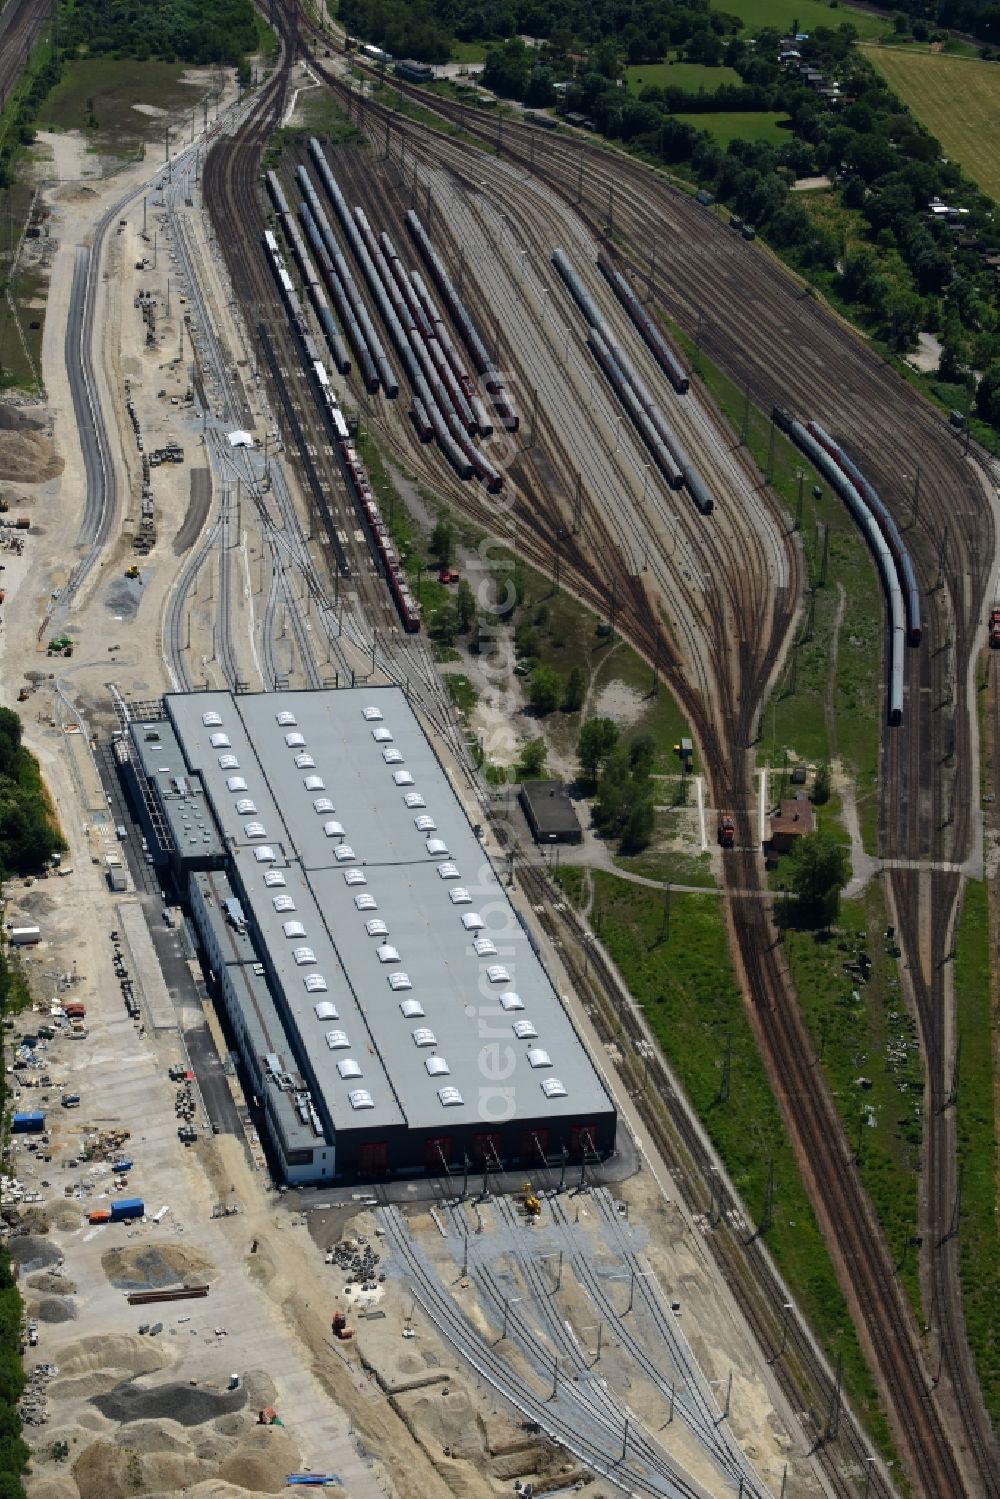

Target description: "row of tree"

left=484, top=21, right=1000, bottom=386
left=60, top=0, right=259, bottom=65
left=0, top=709, right=66, bottom=877
left=341, top=0, right=734, bottom=64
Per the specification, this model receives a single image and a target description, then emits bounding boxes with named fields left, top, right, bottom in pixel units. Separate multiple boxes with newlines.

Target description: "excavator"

left=519, top=1182, right=541, bottom=1218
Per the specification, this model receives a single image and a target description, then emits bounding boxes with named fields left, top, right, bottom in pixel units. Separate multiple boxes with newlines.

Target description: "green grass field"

left=723, top=0, right=889, bottom=39
left=39, top=58, right=212, bottom=152
left=568, top=870, right=893, bottom=1458
left=952, top=878, right=1000, bottom=1428
left=674, top=110, right=792, bottom=148
left=625, top=60, right=741, bottom=94
left=784, top=887, right=924, bottom=1317
left=449, top=39, right=487, bottom=64
left=862, top=46, right=1000, bottom=203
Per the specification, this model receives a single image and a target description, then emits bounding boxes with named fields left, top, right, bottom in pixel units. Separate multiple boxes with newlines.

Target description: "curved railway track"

left=209, top=16, right=995, bottom=1493
left=304, top=57, right=998, bottom=1497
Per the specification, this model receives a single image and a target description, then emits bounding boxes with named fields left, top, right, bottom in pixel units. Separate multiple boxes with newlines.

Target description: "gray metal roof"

left=190, top=868, right=331, bottom=1151
left=129, top=717, right=225, bottom=861
left=165, top=688, right=614, bottom=1135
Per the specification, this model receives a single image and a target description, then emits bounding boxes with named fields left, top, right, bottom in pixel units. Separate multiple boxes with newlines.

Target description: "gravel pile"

left=94, top=1379, right=248, bottom=1426
left=38, top=1296, right=78, bottom=1323
left=0, top=403, right=43, bottom=431
left=101, top=1243, right=213, bottom=1291
left=7, top=1236, right=61, bottom=1274
left=27, top=1271, right=77, bottom=1294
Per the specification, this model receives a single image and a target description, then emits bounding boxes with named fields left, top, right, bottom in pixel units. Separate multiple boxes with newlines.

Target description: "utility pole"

left=818, top=521, right=829, bottom=588
left=647, top=241, right=657, bottom=302
left=740, top=381, right=750, bottom=445
left=576, top=141, right=584, bottom=203
left=766, top=416, right=776, bottom=484
left=795, top=469, right=804, bottom=531
left=607, top=181, right=614, bottom=235
left=911, top=465, right=921, bottom=526
left=657, top=881, right=671, bottom=943
left=573, top=470, right=582, bottom=533
left=937, top=525, right=950, bottom=589
left=826, top=1354, right=842, bottom=1441
left=719, top=1030, right=732, bottom=1104
left=761, top=1157, right=774, bottom=1233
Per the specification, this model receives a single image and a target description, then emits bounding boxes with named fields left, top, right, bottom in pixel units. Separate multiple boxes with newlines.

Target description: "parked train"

left=774, top=407, right=905, bottom=724
left=596, top=252, right=689, bottom=395
left=303, top=141, right=502, bottom=491
left=405, top=206, right=519, bottom=432
left=804, top=420, right=921, bottom=646
left=261, top=228, right=420, bottom=633
left=552, top=249, right=712, bottom=515
left=265, top=170, right=351, bottom=378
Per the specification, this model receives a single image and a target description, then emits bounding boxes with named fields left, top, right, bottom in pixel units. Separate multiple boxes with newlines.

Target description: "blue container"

left=12, top=1112, right=45, bottom=1133
left=110, top=1197, right=145, bottom=1222
left=111, top=1159, right=134, bottom=1173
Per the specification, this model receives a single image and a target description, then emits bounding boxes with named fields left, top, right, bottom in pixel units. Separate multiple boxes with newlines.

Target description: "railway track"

left=208, top=17, right=995, bottom=1492
left=309, top=61, right=999, bottom=1496
left=0, top=0, right=51, bottom=114
left=378, top=1200, right=720, bottom=1498
left=515, top=857, right=886, bottom=1499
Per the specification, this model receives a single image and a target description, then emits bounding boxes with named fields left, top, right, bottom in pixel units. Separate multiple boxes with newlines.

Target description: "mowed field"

left=722, top=0, right=889, bottom=39
left=626, top=60, right=741, bottom=93
left=675, top=109, right=792, bottom=147
left=863, top=46, right=1000, bottom=201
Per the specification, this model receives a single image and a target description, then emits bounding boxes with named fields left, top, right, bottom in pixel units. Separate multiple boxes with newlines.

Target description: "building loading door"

left=472, top=1131, right=502, bottom=1166
left=425, top=1136, right=452, bottom=1172
left=570, top=1123, right=597, bottom=1159
left=359, top=1141, right=388, bottom=1175
left=521, top=1127, right=549, bottom=1165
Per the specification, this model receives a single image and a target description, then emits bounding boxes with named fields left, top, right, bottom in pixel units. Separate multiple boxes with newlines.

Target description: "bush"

left=528, top=665, right=562, bottom=715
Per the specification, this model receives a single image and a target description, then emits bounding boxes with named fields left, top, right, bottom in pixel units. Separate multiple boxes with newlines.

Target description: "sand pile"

left=37, top=1295, right=78, bottom=1323
left=51, top=1334, right=169, bottom=1401
left=7, top=1234, right=60, bottom=1273
left=217, top=1424, right=299, bottom=1492
left=117, top=1419, right=192, bottom=1455
left=94, top=1377, right=248, bottom=1425
left=71, top=1438, right=209, bottom=1499
left=101, top=1241, right=215, bottom=1290
left=27, top=1270, right=77, bottom=1294
left=397, top=1385, right=485, bottom=1460
left=0, top=428, right=62, bottom=482
left=46, top=1200, right=87, bottom=1232
left=21, top=1475, right=77, bottom=1499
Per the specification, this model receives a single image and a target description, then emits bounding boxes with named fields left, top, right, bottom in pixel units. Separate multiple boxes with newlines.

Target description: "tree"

left=430, top=517, right=452, bottom=565
left=788, top=831, right=851, bottom=927
left=628, top=733, right=656, bottom=776
left=577, top=717, right=619, bottom=781
left=975, top=362, right=1000, bottom=425
left=562, top=665, right=586, bottom=713
left=528, top=664, right=562, bottom=715
left=620, top=797, right=655, bottom=855
left=812, top=762, right=831, bottom=805
left=428, top=602, right=458, bottom=645
left=516, top=737, right=547, bottom=779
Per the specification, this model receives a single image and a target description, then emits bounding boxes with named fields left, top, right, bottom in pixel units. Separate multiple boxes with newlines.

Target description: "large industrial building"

left=123, top=688, right=617, bottom=1183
